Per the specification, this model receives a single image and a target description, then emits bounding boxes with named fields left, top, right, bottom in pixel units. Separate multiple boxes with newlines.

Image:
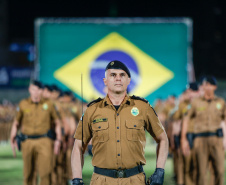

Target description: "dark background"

left=2, top=0, right=226, bottom=80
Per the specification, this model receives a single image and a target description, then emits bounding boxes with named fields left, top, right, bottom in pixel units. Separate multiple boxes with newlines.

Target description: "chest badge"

left=43, top=103, right=48, bottom=110
left=216, top=103, right=222, bottom=110
left=131, top=107, right=139, bottom=116
left=187, top=104, right=191, bottom=110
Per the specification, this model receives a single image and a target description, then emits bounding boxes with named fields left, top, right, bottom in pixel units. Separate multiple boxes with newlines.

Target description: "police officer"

left=181, top=76, right=226, bottom=185
left=173, top=83, right=199, bottom=185
left=71, top=60, right=169, bottom=185
left=10, top=80, right=62, bottom=185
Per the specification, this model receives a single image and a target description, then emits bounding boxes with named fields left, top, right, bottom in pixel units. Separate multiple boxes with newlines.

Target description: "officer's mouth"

left=115, top=84, right=123, bottom=87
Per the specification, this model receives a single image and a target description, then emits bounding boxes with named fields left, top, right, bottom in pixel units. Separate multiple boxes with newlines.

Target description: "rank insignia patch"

left=43, top=103, right=48, bottom=110
left=131, top=107, right=139, bottom=116
left=216, top=103, right=222, bottom=110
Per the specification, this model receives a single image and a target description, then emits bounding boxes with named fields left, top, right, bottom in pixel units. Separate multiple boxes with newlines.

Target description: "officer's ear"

left=103, top=78, right=107, bottom=86
left=127, top=77, right=131, bottom=86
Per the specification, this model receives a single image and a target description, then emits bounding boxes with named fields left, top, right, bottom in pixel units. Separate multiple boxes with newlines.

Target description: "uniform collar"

left=28, top=97, right=44, bottom=104
left=103, top=94, right=132, bottom=107
left=201, top=95, right=218, bottom=101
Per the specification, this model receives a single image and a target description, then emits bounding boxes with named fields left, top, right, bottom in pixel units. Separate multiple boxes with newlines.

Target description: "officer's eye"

left=110, top=73, right=116, bottom=77
left=120, top=73, right=125, bottom=77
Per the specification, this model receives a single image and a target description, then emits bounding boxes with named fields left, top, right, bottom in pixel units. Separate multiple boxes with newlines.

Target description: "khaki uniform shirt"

left=74, top=95, right=165, bottom=169
left=186, top=96, right=226, bottom=133
left=16, top=98, right=58, bottom=135
left=173, top=100, right=194, bottom=132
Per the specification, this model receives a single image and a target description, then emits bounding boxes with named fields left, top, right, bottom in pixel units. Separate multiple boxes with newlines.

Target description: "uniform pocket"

left=126, top=120, right=144, bottom=141
left=92, top=122, right=109, bottom=143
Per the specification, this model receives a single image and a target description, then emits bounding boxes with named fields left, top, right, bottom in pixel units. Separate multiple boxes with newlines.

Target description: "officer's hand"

left=10, top=136, right=18, bottom=158
left=54, top=140, right=61, bottom=155
left=181, top=139, right=190, bottom=156
left=147, top=168, right=165, bottom=185
left=72, top=178, right=84, bottom=185
left=223, top=138, right=226, bottom=151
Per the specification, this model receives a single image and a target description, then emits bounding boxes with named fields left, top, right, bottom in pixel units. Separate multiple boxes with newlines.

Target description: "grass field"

left=2, top=141, right=226, bottom=185
left=0, top=138, right=176, bottom=185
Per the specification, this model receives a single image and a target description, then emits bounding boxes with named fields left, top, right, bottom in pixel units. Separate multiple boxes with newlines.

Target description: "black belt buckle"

left=116, top=170, right=125, bottom=178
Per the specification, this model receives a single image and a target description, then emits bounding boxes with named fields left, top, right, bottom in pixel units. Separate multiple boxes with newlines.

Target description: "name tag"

left=93, top=118, right=108, bottom=124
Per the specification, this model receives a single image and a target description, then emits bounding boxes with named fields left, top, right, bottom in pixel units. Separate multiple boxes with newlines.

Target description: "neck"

left=31, top=97, right=41, bottom=103
left=204, top=91, right=215, bottom=100
left=108, top=91, right=126, bottom=105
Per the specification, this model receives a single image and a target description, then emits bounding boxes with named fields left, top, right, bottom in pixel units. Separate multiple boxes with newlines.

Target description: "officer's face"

left=29, top=84, right=42, bottom=102
left=42, top=88, right=51, bottom=99
left=202, top=81, right=217, bottom=93
left=51, top=91, right=60, bottom=100
left=103, top=69, right=131, bottom=94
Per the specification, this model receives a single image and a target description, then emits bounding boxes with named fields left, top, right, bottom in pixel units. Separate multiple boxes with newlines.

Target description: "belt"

left=21, top=133, right=48, bottom=139
left=94, top=165, right=144, bottom=178
left=21, top=130, right=56, bottom=140
left=194, top=128, right=223, bottom=138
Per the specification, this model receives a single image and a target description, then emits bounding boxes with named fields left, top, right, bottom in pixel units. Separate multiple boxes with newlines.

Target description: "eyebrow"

left=110, top=72, right=126, bottom=75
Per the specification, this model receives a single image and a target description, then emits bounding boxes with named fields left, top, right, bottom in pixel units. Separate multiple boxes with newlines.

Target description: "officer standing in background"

left=173, top=83, right=199, bottom=185
left=10, top=80, right=62, bottom=185
left=71, top=60, right=169, bottom=185
left=181, top=76, right=226, bottom=185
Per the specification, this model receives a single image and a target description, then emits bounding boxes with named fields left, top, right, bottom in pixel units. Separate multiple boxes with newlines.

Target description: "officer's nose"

left=115, top=74, right=121, bottom=81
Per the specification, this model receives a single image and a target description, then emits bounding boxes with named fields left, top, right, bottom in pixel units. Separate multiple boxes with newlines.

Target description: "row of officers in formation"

left=154, top=76, right=226, bottom=185
left=10, top=82, right=84, bottom=185
left=8, top=74, right=226, bottom=185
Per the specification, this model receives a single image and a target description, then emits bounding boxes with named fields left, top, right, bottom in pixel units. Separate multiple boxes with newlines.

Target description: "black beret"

left=187, top=82, right=198, bottom=91
left=51, top=84, right=61, bottom=92
left=58, top=90, right=65, bottom=97
left=30, top=80, right=44, bottom=89
left=44, top=85, right=53, bottom=92
left=203, top=76, right=217, bottom=86
left=64, top=90, right=73, bottom=96
left=105, top=60, right=131, bottom=78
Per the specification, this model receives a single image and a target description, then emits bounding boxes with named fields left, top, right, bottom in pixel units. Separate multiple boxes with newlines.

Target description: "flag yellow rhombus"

left=54, top=32, right=174, bottom=101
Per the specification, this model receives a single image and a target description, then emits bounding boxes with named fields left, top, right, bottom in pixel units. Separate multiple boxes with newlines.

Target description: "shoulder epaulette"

left=131, top=95, right=148, bottom=103
left=87, top=97, right=103, bottom=107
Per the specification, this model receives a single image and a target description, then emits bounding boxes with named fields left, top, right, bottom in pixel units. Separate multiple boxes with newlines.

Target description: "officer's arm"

left=10, top=119, right=20, bottom=157
left=54, top=119, right=62, bottom=155
left=221, top=121, right=226, bottom=150
left=156, top=131, right=169, bottom=168
left=71, top=139, right=83, bottom=178
left=181, top=117, right=190, bottom=156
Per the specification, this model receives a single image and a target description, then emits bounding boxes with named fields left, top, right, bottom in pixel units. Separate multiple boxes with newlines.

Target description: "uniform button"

left=117, top=140, right=120, bottom=142
left=118, top=154, right=120, bottom=156
left=117, top=127, right=119, bottom=129
left=117, top=113, right=119, bottom=116
left=134, top=125, right=137, bottom=127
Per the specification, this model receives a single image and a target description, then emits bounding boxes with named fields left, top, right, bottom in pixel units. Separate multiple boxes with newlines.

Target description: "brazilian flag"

left=36, top=18, right=192, bottom=103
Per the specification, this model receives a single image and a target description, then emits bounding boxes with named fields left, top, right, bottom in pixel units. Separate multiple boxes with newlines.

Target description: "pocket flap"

left=126, top=120, right=143, bottom=129
left=92, top=122, right=109, bottom=131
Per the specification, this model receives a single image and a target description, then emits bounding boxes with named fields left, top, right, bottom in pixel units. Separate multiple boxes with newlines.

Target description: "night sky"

left=7, top=0, right=226, bottom=79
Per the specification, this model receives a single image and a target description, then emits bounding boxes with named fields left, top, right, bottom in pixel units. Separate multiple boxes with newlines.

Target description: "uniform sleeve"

left=15, top=102, right=23, bottom=122
left=173, top=107, right=181, bottom=121
left=145, top=105, right=165, bottom=141
left=74, top=110, right=92, bottom=145
left=56, top=104, right=66, bottom=120
left=222, top=100, right=226, bottom=120
left=49, top=102, right=59, bottom=121
left=184, top=100, right=196, bottom=120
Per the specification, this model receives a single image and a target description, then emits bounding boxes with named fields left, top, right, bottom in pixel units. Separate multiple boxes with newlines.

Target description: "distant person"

left=10, top=80, right=62, bottom=185
left=181, top=76, right=226, bottom=185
